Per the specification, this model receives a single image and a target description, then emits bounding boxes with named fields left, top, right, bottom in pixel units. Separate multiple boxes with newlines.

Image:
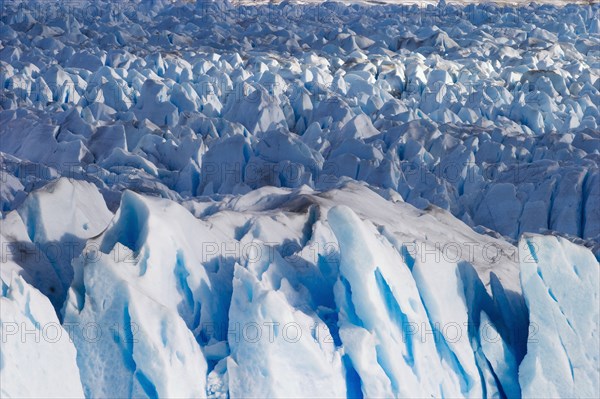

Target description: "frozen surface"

left=1, top=0, right=599, bottom=398
left=3, top=178, right=597, bottom=398
left=0, top=274, right=84, bottom=398
left=519, top=234, right=600, bottom=398
left=0, top=0, right=598, bottom=246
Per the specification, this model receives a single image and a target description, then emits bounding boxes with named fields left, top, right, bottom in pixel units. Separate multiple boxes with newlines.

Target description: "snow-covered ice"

left=1, top=0, right=599, bottom=398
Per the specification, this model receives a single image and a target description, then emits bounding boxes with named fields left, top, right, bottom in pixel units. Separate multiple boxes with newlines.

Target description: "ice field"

left=0, top=1, right=599, bottom=398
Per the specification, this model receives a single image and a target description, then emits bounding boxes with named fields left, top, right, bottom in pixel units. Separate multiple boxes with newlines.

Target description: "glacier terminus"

left=0, top=0, right=599, bottom=398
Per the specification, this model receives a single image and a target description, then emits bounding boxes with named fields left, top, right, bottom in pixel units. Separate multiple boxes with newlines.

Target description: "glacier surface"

left=1, top=0, right=599, bottom=398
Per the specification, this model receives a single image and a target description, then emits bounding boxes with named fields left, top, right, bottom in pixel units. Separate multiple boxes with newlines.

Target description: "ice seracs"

left=227, top=257, right=346, bottom=398
left=1, top=161, right=598, bottom=399
left=1, top=0, right=599, bottom=398
left=1, top=178, right=113, bottom=312
left=1, top=0, right=599, bottom=245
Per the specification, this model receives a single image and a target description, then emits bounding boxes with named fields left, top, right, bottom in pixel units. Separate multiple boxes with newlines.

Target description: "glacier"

left=1, top=0, right=599, bottom=398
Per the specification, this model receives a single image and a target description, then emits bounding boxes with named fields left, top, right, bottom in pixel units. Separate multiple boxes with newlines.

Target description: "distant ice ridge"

left=1, top=178, right=598, bottom=398
left=1, top=0, right=599, bottom=397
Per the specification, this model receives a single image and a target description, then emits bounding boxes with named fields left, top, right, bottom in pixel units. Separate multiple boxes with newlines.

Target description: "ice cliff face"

left=519, top=235, right=599, bottom=398
left=2, top=178, right=597, bottom=398
left=1, top=0, right=599, bottom=398
left=1, top=0, right=599, bottom=245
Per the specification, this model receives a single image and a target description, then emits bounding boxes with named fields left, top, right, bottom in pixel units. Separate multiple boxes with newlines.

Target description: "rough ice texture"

left=1, top=0, right=599, bottom=398
left=1, top=274, right=84, bottom=398
left=3, top=177, right=597, bottom=398
left=519, top=234, right=600, bottom=398
left=0, top=0, right=598, bottom=248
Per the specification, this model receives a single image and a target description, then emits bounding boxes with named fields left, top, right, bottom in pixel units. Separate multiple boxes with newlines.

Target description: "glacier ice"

left=1, top=0, right=599, bottom=398
left=63, top=242, right=208, bottom=398
left=2, top=168, right=599, bottom=399
left=1, top=274, right=84, bottom=398
left=0, top=0, right=598, bottom=245
left=2, top=178, right=113, bottom=312
left=519, top=234, right=599, bottom=398
left=227, top=258, right=346, bottom=398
